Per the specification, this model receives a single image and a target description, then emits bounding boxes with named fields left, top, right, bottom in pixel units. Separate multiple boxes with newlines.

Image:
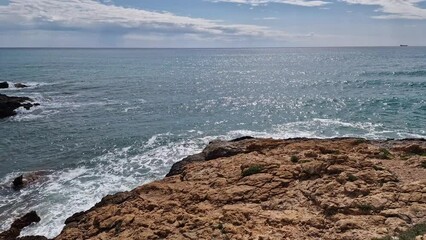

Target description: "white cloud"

left=209, top=0, right=330, bottom=7
left=341, top=0, right=426, bottom=19
left=254, top=17, right=280, bottom=20
left=263, top=17, right=279, bottom=19
left=0, top=0, right=300, bottom=40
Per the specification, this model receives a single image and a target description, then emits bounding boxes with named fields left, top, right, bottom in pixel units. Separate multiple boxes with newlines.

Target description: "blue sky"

left=0, top=0, right=425, bottom=47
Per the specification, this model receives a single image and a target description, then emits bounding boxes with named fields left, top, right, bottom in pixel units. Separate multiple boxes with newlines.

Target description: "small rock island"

left=0, top=94, right=38, bottom=118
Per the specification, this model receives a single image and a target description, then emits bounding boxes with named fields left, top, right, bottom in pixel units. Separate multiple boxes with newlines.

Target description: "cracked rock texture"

left=48, top=138, right=426, bottom=239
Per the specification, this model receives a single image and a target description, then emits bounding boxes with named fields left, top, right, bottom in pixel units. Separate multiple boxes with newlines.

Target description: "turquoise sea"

left=0, top=48, right=425, bottom=237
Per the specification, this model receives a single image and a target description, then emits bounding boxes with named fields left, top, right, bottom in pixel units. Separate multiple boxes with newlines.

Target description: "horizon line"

left=0, top=46, right=424, bottom=49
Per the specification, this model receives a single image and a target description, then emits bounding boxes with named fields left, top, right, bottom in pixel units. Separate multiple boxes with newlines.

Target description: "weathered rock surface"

left=0, top=211, right=47, bottom=240
left=33, top=138, right=426, bottom=239
left=166, top=136, right=278, bottom=177
left=0, top=93, right=37, bottom=118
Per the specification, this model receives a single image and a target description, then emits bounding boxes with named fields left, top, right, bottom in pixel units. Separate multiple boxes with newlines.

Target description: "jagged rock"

left=14, top=83, right=28, bottom=89
left=0, top=211, right=42, bottom=240
left=50, top=138, right=426, bottom=240
left=12, top=175, right=24, bottom=191
left=166, top=137, right=282, bottom=177
left=11, top=171, right=51, bottom=191
left=0, top=94, right=37, bottom=118
left=0, top=81, right=8, bottom=89
left=64, top=191, right=136, bottom=226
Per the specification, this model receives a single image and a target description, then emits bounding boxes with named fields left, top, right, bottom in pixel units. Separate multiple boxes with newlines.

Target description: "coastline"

left=4, top=137, right=425, bottom=240
left=2, top=47, right=426, bottom=238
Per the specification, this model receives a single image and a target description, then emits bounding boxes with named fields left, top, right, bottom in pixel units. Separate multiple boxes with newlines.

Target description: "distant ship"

left=400, top=45, right=408, bottom=47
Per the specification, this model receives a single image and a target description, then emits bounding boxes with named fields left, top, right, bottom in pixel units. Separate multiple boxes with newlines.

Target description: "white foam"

left=4, top=133, right=208, bottom=238
left=10, top=93, right=61, bottom=122
left=227, top=118, right=424, bottom=140
left=9, top=93, right=129, bottom=122
left=0, top=81, right=50, bottom=91
left=123, top=106, right=140, bottom=113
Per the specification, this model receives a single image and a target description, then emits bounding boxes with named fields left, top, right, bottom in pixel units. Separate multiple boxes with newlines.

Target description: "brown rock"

left=335, top=219, right=362, bottom=232
left=25, top=138, right=426, bottom=240
left=416, top=234, right=426, bottom=240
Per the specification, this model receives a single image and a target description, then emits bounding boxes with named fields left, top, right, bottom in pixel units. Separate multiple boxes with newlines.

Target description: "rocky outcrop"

left=49, top=138, right=426, bottom=240
left=14, top=83, right=28, bottom=89
left=0, top=211, right=47, bottom=240
left=11, top=172, right=50, bottom=191
left=12, top=175, right=25, bottom=191
left=0, top=82, right=9, bottom=89
left=0, top=94, right=38, bottom=118
left=0, top=82, right=29, bottom=89
left=166, top=136, right=280, bottom=177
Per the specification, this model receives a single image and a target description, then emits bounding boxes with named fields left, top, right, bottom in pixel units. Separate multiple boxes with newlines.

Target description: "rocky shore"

left=0, top=82, right=28, bottom=89
left=0, top=93, right=38, bottom=118
left=2, top=138, right=426, bottom=240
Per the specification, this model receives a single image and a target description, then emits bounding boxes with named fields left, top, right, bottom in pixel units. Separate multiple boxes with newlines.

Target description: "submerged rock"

left=0, top=81, right=8, bottom=89
left=14, top=83, right=28, bottom=89
left=11, top=171, right=51, bottom=191
left=0, top=211, right=47, bottom=240
left=12, top=175, right=24, bottom=191
left=0, top=94, right=37, bottom=118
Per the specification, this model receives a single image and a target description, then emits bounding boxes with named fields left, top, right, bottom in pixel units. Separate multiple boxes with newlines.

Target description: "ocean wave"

left=10, top=94, right=60, bottom=122
left=0, top=81, right=50, bottom=91
left=224, top=119, right=425, bottom=140
left=360, top=70, right=426, bottom=77
left=10, top=94, right=137, bottom=122
left=3, top=133, right=211, bottom=237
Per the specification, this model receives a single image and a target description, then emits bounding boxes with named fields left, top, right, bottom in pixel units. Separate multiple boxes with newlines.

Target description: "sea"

left=0, top=47, right=425, bottom=237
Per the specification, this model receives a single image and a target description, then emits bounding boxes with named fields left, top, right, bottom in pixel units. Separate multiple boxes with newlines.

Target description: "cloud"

left=262, top=17, right=280, bottom=20
left=209, top=0, right=330, bottom=7
left=340, top=0, right=426, bottom=19
left=0, top=0, right=301, bottom=40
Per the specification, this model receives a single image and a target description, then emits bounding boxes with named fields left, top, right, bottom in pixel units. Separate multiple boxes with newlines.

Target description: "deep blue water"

left=0, top=48, right=425, bottom=237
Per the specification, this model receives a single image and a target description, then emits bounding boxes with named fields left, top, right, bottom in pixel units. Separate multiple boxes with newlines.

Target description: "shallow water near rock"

left=0, top=48, right=425, bottom=237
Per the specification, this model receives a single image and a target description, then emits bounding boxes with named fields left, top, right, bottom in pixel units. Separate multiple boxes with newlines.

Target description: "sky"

left=0, top=0, right=426, bottom=47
